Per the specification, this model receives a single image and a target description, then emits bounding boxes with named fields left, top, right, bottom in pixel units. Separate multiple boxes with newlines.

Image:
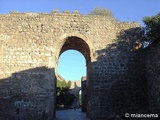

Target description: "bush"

left=57, top=80, right=74, bottom=109
left=142, top=13, right=160, bottom=43
left=88, top=7, right=114, bottom=17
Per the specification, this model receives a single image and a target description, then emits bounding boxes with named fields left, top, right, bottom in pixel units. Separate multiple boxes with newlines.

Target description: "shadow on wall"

left=0, top=66, right=56, bottom=120
left=145, top=40, right=160, bottom=114
left=89, top=27, right=149, bottom=119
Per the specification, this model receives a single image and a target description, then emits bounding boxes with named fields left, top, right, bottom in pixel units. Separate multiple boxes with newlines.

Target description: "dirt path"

left=56, top=108, right=90, bottom=120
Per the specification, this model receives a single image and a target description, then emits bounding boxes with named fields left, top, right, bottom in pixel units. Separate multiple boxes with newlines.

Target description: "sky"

left=0, top=0, right=160, bottom=80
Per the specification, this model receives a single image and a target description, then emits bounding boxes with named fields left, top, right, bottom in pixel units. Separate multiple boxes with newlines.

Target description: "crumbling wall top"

left=0, top=10, right=140, bottom=27
left=7, top=9, right=81, bottom=16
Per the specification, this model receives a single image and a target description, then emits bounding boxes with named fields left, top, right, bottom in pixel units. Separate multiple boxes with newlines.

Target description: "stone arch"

left=59, top=36, right=91, bottom=63
left=55, top=35, right=91, bottom=111
left=69, top=81, right=82, bottom=108
left=55, top=34, right=92, bottom=74
left=55, top=33, right=93, bottom=64
left=72, top=88, right=82, bottom=108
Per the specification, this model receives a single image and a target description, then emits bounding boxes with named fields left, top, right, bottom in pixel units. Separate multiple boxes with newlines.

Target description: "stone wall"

left=81, top=76, right=87, bottom=112
left=69, top=81, right=81, bottom=107
left=145, top=41, right=160, bottom=115
left=0, top=67, right=56, bottom=119
left=89, top=27, right=149, bottom=119
left=0, top=10, right=151, bottom=119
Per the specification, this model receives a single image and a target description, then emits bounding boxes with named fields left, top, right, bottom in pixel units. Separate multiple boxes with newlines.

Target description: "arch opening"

left=56, top=36, right=91, bottom=113
left=59, top=36, right=91, bottom=65
left=58, top=50, right=86, bottom=80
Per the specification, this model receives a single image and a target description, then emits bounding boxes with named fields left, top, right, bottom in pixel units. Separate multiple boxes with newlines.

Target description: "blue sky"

left=58, top=50, right=86, bottom=80
left=0, top=0, right=160, bottom=80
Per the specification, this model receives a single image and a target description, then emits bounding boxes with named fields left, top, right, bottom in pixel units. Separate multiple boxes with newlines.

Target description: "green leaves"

left=143, top=13, right=160, bottom=43
left=57, top=80, right=74, bottom=109
left=57, top=80, right=70, bottom=89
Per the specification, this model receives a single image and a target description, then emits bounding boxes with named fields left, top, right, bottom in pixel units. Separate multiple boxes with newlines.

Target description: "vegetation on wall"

left=142, top=13, right=160, bottom=44
left=88, top=7, right=114, bottom=17
left=57, top=80, right=75, bottom=109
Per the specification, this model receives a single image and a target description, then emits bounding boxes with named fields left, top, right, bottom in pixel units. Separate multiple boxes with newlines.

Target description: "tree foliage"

left=57, top=80, right=74, bottom=109
left=142, top=13, right=160, bottom=43
left=88, top=7, right=114, bottom=17
left=57, top=80, right=71, bottom=94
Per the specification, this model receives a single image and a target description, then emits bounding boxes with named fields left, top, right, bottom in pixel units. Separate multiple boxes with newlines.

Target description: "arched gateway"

left=0, top=10, right=150, bottom=119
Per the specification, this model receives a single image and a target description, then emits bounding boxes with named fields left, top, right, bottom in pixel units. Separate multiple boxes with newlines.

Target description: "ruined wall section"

left=0, top=11, right=146, bottom=119
left=145, top=41, right=160, bottom=115
left=81, top=76, right=87, bottom=112
left=0, top=13, right=57, bottom=119
left=88, top=21, right=149, bottom=119
left=0, top=14, right=55, bottom=74
left=0, top=12, right=140, bottom=66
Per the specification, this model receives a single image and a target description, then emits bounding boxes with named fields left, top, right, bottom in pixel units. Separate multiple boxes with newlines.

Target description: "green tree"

left=142, top=13, right=160, bottom=43
left=57, top=80, right=74, bottom=109
left=88, top=7, right=114, bottom=17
